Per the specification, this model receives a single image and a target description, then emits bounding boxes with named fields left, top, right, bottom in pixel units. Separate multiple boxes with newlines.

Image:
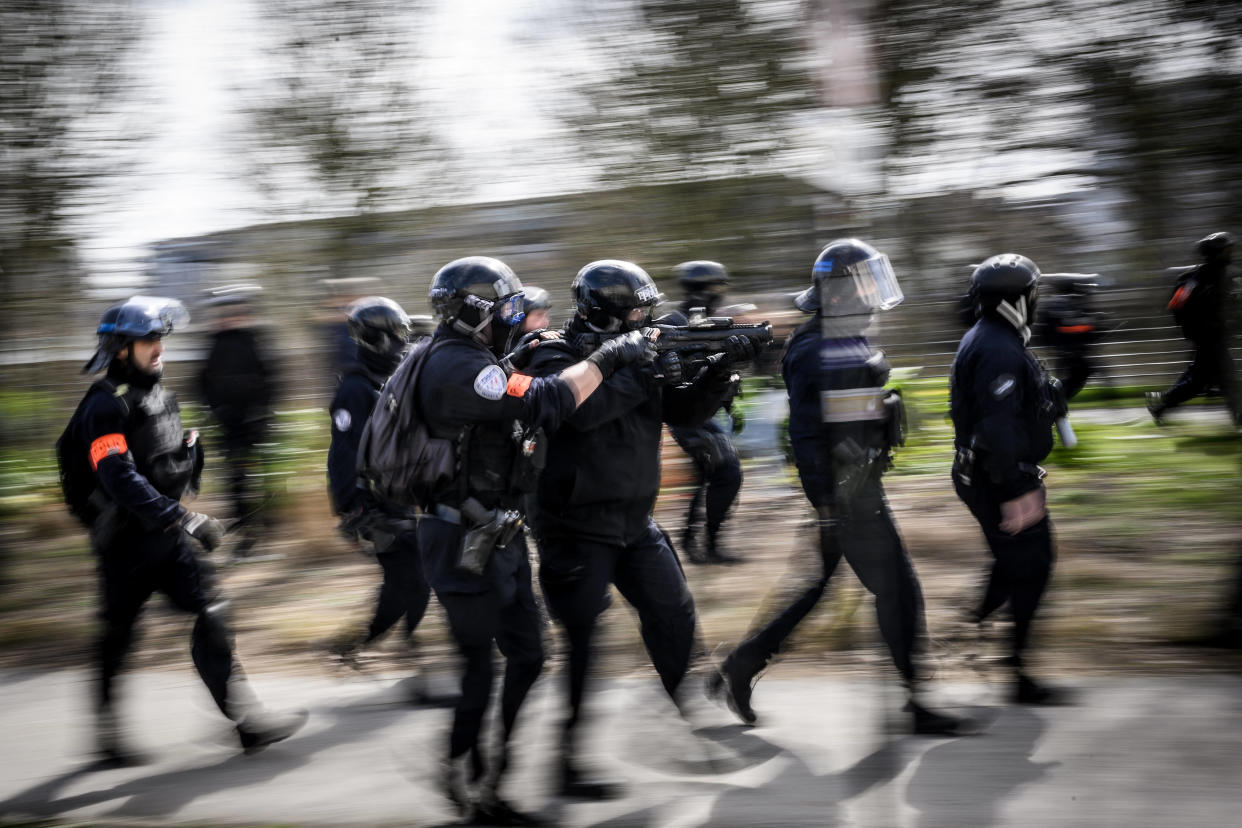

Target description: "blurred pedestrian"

left=711, top=240, right=963, bottom=735
left=61, top=297, right=306, bottom=766
left=662, top=261, right=746, bottom=565
left=198, top=284, right=279, bottom=559
left=951, top=254, right=1067, bottom=704
left=323, top=297, right=433, bottom=689
left=417, top=257, right=653, bottom=822
left=1147, top=232, right=1240, bottom=425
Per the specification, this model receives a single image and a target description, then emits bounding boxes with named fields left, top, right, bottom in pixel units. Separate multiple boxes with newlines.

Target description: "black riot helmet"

left=572, top=260, right=662, bottom=333
left=429, top=256, right=526, bottom=354
left=1196, top=232, right=1234, bottom=264
left=522, top=286, right=552, bottom=313
left=969, top=253, right=1041, bottom=336
left=346, top=296, right=412, bottom=361
left=795, top=238, right=904, bottom=318
left=83, top=295, right=190, bottom=374
left=675, top=260, right=729, bottom=314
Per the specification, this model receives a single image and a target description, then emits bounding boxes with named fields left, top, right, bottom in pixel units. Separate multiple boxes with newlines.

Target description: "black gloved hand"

left=586, top=329, right=655, bottom=377
left=722, top=334, right=758, bottom=366
left=181, top=511, right=225, bottom=551
left=655, top=350, right=684, bottom=385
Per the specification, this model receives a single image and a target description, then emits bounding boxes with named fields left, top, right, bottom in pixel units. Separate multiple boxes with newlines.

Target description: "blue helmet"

left=84, top=296, right=189, bottom=373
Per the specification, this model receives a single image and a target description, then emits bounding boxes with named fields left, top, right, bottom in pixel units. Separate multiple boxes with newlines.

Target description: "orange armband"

left=506, top=372, right=533, bottom=398
left=89, top=433, right=129, bottom=470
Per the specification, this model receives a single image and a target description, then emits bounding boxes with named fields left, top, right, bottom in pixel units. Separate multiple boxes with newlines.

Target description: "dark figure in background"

left=663, top=261, right=746, bottom=565
left=1147, top=232, right=1240, bottom=425
left=324, top=297, right=431, bottom=674
left=525, top=260, right=756, bottom=798
left=712, top=240, right=962, bottom=736
left=521, top=285, right=553, bottom=334
left=1037, top=273, right=1106, bottom=401
left=198, top=285, right=279, bottom=559
left=418, top=256, right=654, bottom=823
left=952, top=254, right=1067, bottom=704
left=67, top=297, right=306, bottom=765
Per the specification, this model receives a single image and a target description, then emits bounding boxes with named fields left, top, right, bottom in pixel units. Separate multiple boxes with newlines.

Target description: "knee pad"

left=194, top=600, right=234, bottom=651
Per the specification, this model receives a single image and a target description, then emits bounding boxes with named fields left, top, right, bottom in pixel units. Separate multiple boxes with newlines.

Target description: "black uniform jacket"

left=78, top=365, right=190, bottom=532
left=950, top=315, right=1055, bottom=500
left=525, top=331, right=731, bottom=543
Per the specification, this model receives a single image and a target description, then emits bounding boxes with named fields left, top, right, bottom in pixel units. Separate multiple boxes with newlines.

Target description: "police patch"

left=990, top=374, right=1016, bottom=399
left=332, top=408, right=352, bottom=432
left=473, top=365, right=507, bottom=400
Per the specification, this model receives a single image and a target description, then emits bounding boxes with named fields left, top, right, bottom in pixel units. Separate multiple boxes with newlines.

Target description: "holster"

left=457, top=497, right=523, bottom=576
left=952, top=447, right=977, bottom=487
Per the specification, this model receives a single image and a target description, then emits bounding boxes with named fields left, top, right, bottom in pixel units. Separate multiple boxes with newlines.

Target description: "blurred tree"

left=556, top=0, right=821, bottom=275
left=238, top=0, right=456, bottom=279
left=871, top=0, right=1242, bottom=269
left=565, top=0, right=819, bottom=183
left=0, top=0, right=144, bottom=312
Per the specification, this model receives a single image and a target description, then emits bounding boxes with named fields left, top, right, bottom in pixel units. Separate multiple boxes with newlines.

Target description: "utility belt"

left=428, top=497, right=524, bottom=576
left=953, top=447, right=1046, bottom=489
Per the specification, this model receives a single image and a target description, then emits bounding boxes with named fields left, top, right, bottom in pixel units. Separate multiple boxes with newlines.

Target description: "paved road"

left=2, top=667, right=1241, bottom=827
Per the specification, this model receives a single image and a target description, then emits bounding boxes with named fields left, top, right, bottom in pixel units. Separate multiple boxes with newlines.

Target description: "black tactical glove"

left=181, top=511, right=225, bottom=551
left=586, top=329, right=655, bottom=377
left=654, top=350, right=684, bottom=385
left=500, top=329, right=562, bottom=373
left=721, top=334, right=758, bottom=366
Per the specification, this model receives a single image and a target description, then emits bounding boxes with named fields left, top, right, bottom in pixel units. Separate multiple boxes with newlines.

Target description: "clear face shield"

left=817, top=254, right=903, bottom=337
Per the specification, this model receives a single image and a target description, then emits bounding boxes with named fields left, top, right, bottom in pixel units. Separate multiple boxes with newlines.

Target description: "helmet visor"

left=119, top=296, right=190, bottom=338
left=818, top=253, right=904, bottom=315
left=493, top=293, right=526, bottom=327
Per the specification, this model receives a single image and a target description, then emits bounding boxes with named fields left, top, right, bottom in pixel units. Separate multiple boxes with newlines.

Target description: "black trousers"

left=671, top=422, right=743, bottom=552
left=538, top=518, right=698, bottom=743
left=96, top=526, right=238, bottom=718
left=1162, top=335, right=1239, bottom=417
left=1052, top=344, right=1092, bottom=400
left=417, top=518, right=544, bottom=762
left=954, top=479, right=1055, bottom=670
left=365, top=529, right=431, bottom=645
left=218, top=418, right=269, bottom=538
left=732, top=483, right=924, bottom=684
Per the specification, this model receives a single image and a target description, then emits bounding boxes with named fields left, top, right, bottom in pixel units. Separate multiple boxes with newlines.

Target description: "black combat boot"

left=96, top=705, right=151, bottom=767
left=559, top=728, right=622, bottom=800
left=706, top=650, right=759, bottom=726
left=236, top=707, right=308, bottom=754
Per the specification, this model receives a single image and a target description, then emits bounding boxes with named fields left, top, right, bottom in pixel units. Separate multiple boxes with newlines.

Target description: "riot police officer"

left=416, top=257, right=654, bottom=822
left=1147, top=232, right=1239, bottom=425
left=1037, top=273, right=1105, bottom=401
left=951, top=254, right=1065, bottom=704
left=323, top=297, right=431, bottom=675
left=663, top=261, right=746, bottom=565
left=67, top=297, right=306, bottom=764
left=521, top=286, right=553, bottom=334
left=711, top=240, right=962, bottom=735
left=524, top=260, right=753, bottom=798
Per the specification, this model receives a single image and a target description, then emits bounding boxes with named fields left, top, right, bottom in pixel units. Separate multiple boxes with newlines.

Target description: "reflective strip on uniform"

left=89, top=433, right=129, bottom=470
left=820, top=387, right=886, bottom=423
left=506, top=372, right=533, bottom=398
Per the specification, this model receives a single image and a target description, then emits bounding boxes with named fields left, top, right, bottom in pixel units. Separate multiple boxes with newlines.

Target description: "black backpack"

left=56, top=379, right=127, bottom=527
left=356, top=337, right=459, bottom=509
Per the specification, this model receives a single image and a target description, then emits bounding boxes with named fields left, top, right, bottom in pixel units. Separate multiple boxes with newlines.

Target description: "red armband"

left=89, top=433, right=129, bottom=470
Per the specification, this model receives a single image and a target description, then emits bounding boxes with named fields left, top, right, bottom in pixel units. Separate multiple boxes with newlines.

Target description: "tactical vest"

left=119, top=382, right=197, bottom=501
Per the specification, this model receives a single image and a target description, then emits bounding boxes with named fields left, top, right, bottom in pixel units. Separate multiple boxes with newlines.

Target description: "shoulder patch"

left=473, top=365, right=507, bottom=401
left=990, top=374, right=1016, bottom=399
left=332, top=408, right=352, bottom=432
